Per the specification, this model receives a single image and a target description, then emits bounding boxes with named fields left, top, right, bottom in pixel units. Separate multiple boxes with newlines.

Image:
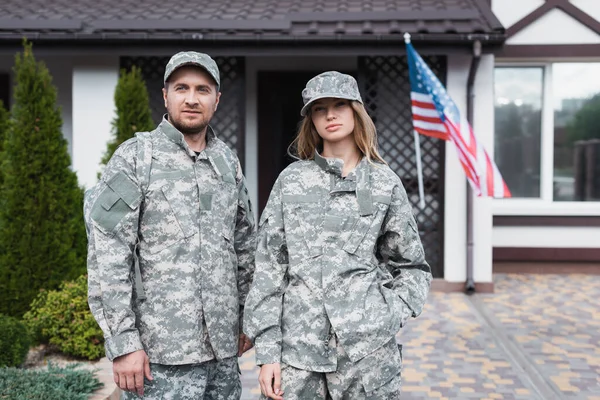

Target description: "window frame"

left=493, top=61, right=600, bottom=216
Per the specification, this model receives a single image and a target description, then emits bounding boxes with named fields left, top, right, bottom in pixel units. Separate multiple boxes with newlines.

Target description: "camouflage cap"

left=164, top=51, right=221, bottom=90
left=300, top=71, right=363, bottom=116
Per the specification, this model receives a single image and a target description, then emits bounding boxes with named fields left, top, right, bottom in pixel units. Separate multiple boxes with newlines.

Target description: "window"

left=494, top=62, right=600, bottom=212
left=494, top=67, right=543, bottom=198
left=552, top=63, right=600, bottom=201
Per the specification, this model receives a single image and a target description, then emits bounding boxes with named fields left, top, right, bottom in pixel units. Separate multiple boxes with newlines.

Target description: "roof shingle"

left=0, top=0, right=504, bottom=43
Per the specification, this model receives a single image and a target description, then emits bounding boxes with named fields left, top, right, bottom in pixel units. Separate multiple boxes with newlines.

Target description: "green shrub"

left=0, top=314, right=30, bottom=367
left=0, top=363, right=102, bottom=400
left=23, top=275, right=104, bottom=360
left=0, top=40, right=87, bottom=317
left=100, top=65, right=154, bottom=169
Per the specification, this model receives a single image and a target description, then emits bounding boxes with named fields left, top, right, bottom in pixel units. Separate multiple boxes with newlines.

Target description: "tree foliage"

left=0, top=314, right=30, bottom=367
left=100, top=66, right=154, bottom=167
left=0, top=101, right=9, bottom=188
left=567, top=93, right=600, bottom=143
left=0, top=40, right=87, bottom=317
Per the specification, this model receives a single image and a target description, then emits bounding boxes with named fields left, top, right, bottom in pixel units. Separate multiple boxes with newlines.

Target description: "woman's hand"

left=259, top=363, right=284, bottom=399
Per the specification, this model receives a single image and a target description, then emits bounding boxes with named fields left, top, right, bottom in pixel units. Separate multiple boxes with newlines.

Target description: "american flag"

left=406, top=41, right=511, bottom=198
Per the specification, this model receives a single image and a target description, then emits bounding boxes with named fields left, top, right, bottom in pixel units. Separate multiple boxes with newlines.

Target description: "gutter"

left=465, top=39, right=482, bottom=294
left=0, top=32, right=506, bottom=45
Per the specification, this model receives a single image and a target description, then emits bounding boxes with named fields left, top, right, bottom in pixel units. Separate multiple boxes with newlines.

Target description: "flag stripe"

left=406, top=41, right=510, bottom=198
left=414, top=114, right=446, bottom=124
left=411, top=99, right=437, bottom=110
left=411, top=92, right=433, bottom=102
left=411, top=106, right=439, bottom=118
left=414, top=127, right=450, bottom=140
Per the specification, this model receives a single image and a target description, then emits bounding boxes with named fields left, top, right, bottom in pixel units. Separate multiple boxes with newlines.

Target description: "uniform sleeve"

left=243, top=177, right=288, bottom=365
left=84, top=142, right=144, bottom=361
left=234, top=160, right=256, bottom=331
left=377, top=180, right=432, bottom=328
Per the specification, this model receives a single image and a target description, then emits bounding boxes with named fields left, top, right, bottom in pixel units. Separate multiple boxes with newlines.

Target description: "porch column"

left=444, top=53, right=495, bottom=287
left=72, top=57, right=119, bottom=190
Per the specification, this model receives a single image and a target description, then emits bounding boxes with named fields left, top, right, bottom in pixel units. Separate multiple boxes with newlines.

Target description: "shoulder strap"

left=135, top=131, right=153, bottom=196
left=132, top=131, right=153, bottom=302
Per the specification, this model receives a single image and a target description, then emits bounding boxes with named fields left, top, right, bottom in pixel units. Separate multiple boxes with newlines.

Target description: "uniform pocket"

left=282, top=195, right=323, bottom=259
left=161, top=183, right=198, bottom=239
left=143, top=183, right=198, bottom=254
left=359, top=338, right=402, bottom=393
left=90, top=171, right=141, bottom=234
left=342, top=200, right=389, bottom=256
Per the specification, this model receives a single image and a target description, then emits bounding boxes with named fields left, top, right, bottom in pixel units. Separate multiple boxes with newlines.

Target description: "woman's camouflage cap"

left=300, top=71, right=363, bottom=116
left=164, top=51, right=221, bottom=90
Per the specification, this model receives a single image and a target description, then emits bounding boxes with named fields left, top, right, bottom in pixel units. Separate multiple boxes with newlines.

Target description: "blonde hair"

left=289, top=101, right=387, bottom=164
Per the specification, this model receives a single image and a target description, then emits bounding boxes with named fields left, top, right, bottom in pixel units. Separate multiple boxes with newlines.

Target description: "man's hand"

left=259, top=363, right=284, bottom=400
left=238, top=333, right=253, bottom=356
left=113, top=349, right=153, bottom=396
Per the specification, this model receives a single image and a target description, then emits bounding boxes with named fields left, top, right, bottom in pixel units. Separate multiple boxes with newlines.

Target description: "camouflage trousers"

left=261, top=338, right=402, bottom=400
left=122, top=357, right=241, bottom=400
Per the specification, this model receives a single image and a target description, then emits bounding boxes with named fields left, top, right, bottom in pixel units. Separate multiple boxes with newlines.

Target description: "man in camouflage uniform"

left=85, top=52, right=255, bottom=399
left=244, top=71, right=432, bottom=399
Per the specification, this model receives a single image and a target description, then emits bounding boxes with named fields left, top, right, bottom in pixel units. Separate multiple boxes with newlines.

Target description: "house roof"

left=0, top=0, right=504, bottom=44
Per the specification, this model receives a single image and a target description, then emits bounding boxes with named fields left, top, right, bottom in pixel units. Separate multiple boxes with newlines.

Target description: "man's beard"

left=169, top=113, right=208, bottom=136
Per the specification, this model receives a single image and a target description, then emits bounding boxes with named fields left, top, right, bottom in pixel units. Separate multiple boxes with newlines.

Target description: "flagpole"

left=404, top=33, right=426, bottom=209
left=413, top=130, right=426, bottom=209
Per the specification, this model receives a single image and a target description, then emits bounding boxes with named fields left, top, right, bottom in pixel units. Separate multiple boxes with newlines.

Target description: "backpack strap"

left=132, top=131, right=153, bottom=302
left=135, top=131, right=153, bottom=197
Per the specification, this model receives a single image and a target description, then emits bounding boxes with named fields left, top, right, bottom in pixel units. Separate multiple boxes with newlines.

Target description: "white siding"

left=494, top=227, right=600, bottom=248
left=444, top=54, right=495, bottom=283
left=72, top=58, right=119, bottom=189
left=571, top=0, right=600, bottom=22
left=507, top=8, right=600, bottom=45
left=472, top=55, right=495, bottom=284
left=492, top=0, right=545, bottom=29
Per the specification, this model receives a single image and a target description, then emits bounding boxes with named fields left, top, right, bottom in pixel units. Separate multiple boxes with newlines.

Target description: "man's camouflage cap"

left=300, top=71, right=363, bottom=116
left=164, top=51, right=221, bottom=90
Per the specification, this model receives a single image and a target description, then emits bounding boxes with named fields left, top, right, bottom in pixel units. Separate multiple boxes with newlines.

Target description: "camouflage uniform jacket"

left=244, top=151, right=431, bottom=371
left=85, top=117, right=255, bottom=365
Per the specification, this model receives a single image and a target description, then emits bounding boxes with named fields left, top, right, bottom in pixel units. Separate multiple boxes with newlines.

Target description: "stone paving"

left=237, top=274, right=600, bottom=400
left=92, top=273, right=600, bottom=399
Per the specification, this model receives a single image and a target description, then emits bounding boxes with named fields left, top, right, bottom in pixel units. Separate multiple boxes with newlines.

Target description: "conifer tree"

left=0, top=41, right=86, bottom=317
left=0, top=101, right=8, bottom=188
left=100, top=66, right=154, bottom=167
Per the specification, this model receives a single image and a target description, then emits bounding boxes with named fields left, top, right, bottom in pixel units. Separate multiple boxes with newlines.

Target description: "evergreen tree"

left=0, top=100, right=8, bottom=147
left=100, top=66, right=154, bottom=167
left=0, top=101, right=9, bottom=188
left=0, top=41, right=87, bottom=317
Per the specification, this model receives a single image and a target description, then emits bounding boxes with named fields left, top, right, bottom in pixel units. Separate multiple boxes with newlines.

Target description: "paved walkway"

left=238, top=274, right=600, bottom=400
left=91, top=274, right=600, bottom=399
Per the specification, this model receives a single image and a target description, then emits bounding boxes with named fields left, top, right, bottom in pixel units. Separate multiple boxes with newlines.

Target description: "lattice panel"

left=359, top=56, right=446, bottom=278
left=120, top=56, right=245, bottom=166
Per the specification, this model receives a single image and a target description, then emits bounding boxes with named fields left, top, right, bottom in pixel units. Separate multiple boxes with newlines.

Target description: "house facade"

left=2, top=0, right=552, bottom=291
left=491, top=0, right=600, bottom=269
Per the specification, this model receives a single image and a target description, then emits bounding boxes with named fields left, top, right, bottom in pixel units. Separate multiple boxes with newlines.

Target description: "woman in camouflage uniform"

left=244, top=71, right=432, bottom=399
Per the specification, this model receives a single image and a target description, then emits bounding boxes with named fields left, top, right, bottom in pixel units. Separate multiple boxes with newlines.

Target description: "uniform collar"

left=314, top=150, right=347, bottom=178
left=315, top=151, right=374, bottom=215
left=314, top=150, right=369, bottom=182
left=159, top=115, right=217, bottom=157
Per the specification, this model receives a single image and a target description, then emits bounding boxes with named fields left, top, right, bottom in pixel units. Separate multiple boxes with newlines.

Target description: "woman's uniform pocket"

left=358, top=338, right=402, bottom=394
